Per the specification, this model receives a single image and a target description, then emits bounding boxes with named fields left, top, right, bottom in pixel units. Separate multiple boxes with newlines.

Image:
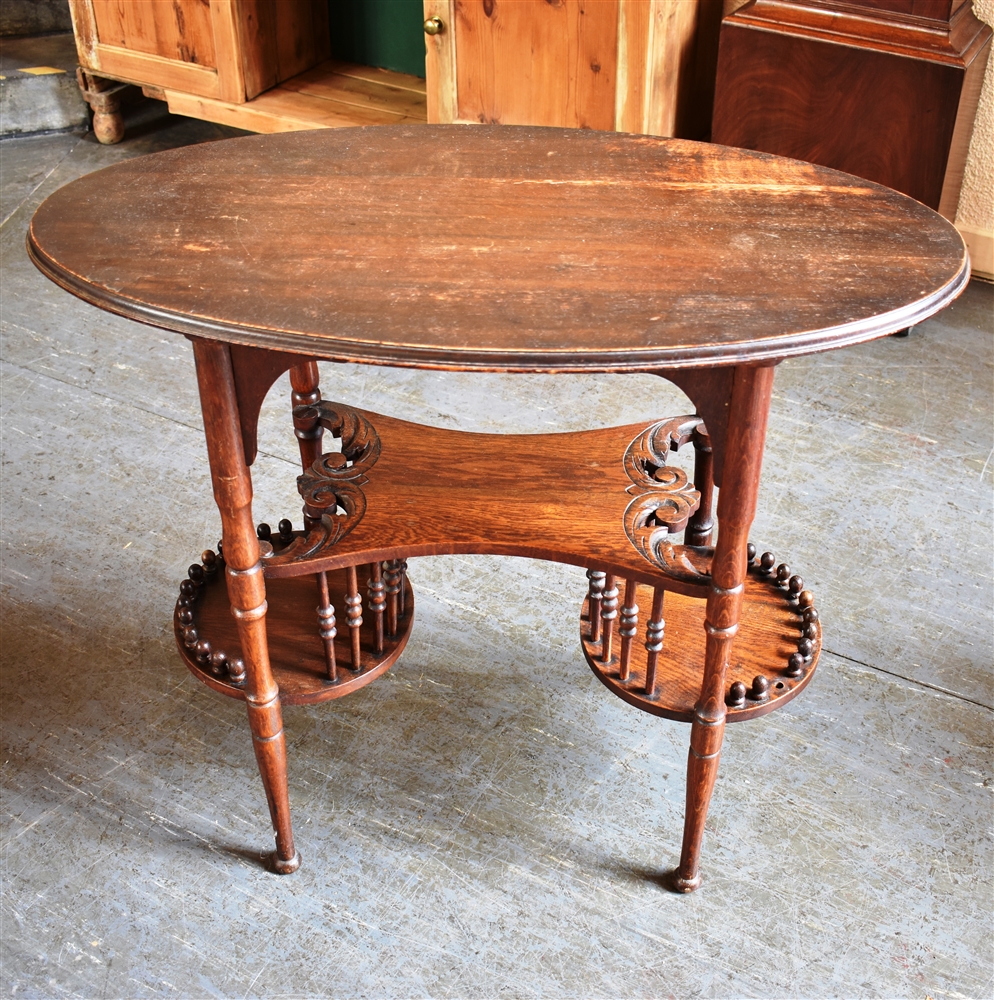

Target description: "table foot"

left=670, top=870, right=702, bottom=893
left=174, top=544, right=415, bottom=705
left=271, top=850, right=302, bottom=875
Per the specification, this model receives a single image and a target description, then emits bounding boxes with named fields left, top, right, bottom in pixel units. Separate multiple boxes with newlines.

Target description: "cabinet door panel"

left=425, top=0, right=718, bottom=139
left=453, top=0, right=618, bottom=128
left=91, top=0, right=218, bottom=68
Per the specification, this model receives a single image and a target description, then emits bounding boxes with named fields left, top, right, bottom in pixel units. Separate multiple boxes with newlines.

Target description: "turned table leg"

left=673, top=364, right=775, bottom=892
left=193, top=338, right=300, bottom=873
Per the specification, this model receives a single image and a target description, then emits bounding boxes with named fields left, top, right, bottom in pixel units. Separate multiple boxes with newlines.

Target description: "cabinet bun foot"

left=92, top=109, right=125, bottom=144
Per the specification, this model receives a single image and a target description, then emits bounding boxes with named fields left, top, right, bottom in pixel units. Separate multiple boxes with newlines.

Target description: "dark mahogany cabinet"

left=711, top=0, right=991, bottom=219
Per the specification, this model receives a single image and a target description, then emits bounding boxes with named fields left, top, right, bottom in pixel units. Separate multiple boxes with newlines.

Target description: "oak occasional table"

left=28, top=126, right=968, bottom=891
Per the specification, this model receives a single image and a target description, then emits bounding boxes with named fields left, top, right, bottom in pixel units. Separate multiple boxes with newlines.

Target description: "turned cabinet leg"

left=674, top=364, right=775, bottom=892
left=76, top=69, right=126, bottom=145
left=193, top=338, right=301, bottom=874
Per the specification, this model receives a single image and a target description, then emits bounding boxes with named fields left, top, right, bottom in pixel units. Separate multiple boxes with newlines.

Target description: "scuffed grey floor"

left=1, top=109, right=991, bottom=999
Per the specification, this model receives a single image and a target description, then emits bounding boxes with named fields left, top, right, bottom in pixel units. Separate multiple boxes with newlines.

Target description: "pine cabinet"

left=67, top=0, right=426, bottom=142
left=424, top=0, right=721, bottom=139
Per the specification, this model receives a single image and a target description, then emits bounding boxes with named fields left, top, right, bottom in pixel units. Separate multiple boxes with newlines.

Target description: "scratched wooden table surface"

left=27, top=124, right=965, bottom=369
left=1, top=109, right=992, bottom=997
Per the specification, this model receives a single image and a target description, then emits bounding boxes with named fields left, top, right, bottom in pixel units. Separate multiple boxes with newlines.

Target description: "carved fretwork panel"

left=624, top=415, right=705, bottom=575
left=263, top=402, right=381, bottom=568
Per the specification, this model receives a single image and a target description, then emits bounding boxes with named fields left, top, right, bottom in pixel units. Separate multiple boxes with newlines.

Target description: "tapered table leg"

left=192, top=338, right=301, bottom=874
left=673, top=363, right=775, bottom=892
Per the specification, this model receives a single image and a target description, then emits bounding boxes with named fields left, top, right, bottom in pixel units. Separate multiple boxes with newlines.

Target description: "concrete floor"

left=1, top=105, right=992, bottom=998
left=0, top=34, right=89, bottom=138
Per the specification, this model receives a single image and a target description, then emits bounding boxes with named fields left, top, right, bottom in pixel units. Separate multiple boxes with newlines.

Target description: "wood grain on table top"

left=28, top=125, right=968, bottom=371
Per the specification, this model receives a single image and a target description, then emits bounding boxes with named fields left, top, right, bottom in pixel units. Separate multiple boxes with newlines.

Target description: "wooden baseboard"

left=956, top=222, right=994, bottom=280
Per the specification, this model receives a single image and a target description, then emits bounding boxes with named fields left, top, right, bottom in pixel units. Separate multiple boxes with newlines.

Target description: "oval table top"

left=28, top=125, right=968, bottom=372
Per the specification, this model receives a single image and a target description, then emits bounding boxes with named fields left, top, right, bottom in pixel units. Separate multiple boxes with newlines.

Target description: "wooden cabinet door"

left=68, top=0, right=329, bottom=104
left=424, top=0, right=721, bottom=139
left=70, top=0, right=246, bottom=101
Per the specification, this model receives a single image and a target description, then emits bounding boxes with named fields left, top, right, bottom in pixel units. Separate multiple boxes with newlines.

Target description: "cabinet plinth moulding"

left=711, top=0, right=992, bottom=220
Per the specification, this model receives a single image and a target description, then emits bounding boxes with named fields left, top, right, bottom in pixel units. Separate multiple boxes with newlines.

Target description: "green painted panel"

left=329, top=0, right=426, bottom=79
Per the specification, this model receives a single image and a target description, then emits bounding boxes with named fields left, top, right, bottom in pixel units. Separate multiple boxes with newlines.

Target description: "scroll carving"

left=624, top=416, right=707, bottom=578
left=264, top=402, right=380, bottom=568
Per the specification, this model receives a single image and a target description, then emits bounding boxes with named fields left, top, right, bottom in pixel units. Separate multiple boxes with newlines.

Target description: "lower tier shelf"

left=174, top=534, right=819, bottom=723
left=174, top=562, right=414, bottom=705
left=580, top=565, right=821, bottom=723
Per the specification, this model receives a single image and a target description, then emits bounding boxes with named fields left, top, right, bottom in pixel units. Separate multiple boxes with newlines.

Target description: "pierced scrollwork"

left=624, top=415, right=706, bottom=578
left=650, top=540, right=713, bottom=584
left=264, top=402, right=381, bottom=567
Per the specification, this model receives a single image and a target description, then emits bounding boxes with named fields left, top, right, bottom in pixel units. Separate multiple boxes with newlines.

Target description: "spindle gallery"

left=28, top=125, right=968, bottom=890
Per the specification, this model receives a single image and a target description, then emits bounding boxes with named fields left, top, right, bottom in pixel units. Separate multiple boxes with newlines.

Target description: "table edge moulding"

left=27, top=125, right=969, bottom=893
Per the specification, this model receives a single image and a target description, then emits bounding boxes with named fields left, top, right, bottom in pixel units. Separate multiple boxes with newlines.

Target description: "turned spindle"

left=368, top=563, right=386, bottom=655
left=279, top=519, right=294, bottom=544
left=227, top=657, right=246, bottom=684
left=798, top=590, right=815, bottom=610
left=398, top=559, right=408, bottom=617
left=685, top=426, right=715, bottom=546
left=776, top=563, right=791, bottom=587
left=760, top=551, right=776, bottom=576
left=788, top=575, right=804, bottom=602
left=384, top=560, right=402, bottom=637
left=618, top=579, right=639, bottom=682
left=182, top=626, right=198, bottom=649
left=797, top=637, right=814, bottom=660
left=195, top=638, right=212, bottom=665
left=316, top=571, right=337, bottom=682
left=746, top=542, right=756, bottom=566
left=209, top=650, right=227, bottom=677
left=346, top=565, right=363, bottom=671
left=643, top=587, right=666, bottom=698
left=586, top=570, right=606, bottom=643
left=178, top=608, right=193, bottom=626
left=201, top=549, right=217, bottom=575
left=600, top=575, right=619, bottom=664
left=290, top=362, right=324, bottom=477
left=257, top=522, right=272, bottom=541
